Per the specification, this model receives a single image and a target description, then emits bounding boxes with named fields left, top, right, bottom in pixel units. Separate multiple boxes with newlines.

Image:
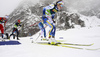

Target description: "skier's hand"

left=18, top=30, right=20, bottom=32
left=4, top=26, right=6, bottom=30
left=53, top=20, right=56, bottom=23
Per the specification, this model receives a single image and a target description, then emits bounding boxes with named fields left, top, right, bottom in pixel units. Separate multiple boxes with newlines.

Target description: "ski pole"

left=29, top=20, right=42, bottom=27
left=35, top=25, right=47, bottom=41
left=35, top=33, right=41, bottom=41
left=24, top=20, right=42, bottom=29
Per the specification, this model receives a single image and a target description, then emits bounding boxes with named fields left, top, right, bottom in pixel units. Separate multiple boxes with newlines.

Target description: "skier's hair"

left=56, top=0, right=63, bottom=5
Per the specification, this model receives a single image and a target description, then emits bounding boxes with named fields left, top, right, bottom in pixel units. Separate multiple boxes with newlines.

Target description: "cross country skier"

left=42, top=0, right=64, bottom=44
left=10, top=19, right=22, bottom=40
left=38, top=21, right=47, bottom=40
left=0, top=15, right=8, bottom=41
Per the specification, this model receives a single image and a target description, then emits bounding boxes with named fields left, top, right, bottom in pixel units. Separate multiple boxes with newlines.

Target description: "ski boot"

left=41, top=36, right=47, bottom=41
left=13, top=34, right=15, bottom=39
left=52, top=36, right=61, bottom=44
left=1, top=38, right=5, bottom=41
left=48, top=35, right=56, bottom=45
left=41, top=38, right=46, bottom=41
left=17, top=38, right=20, bottom=40
left=48, top=38, right=57, bottom=45
left=8, top=36, right=10, bottom=40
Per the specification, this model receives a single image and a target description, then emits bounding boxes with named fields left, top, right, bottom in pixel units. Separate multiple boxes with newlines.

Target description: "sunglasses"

left=59, top=4, right=63, bottom=8
left=60, top=5, right=63, bottom=7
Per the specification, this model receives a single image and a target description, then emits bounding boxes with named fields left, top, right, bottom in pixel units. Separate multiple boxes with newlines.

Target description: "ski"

left=36, top=41, right=94, bottom=46
left=0, top=38, right=10, bottom=41
left=60, top=43, right=94, bottom=46
left=62, top=45, right=100, bottom=51
left=38, top=42, right=61, bottom=46
left=36, top=42, right=99, bottom=51
left=35, top=41, right=60, bottom=46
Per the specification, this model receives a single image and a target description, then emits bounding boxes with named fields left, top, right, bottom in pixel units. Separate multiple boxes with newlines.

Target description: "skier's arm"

left=52, top=14, right=56, bottom=23
left=19, top=24, right=22, bottom=27
left=45, top=4, right=55, bottom=10
left=14, top=22, right=21, bottom=28
left=52, top=14, right=55, bottom=19
left=3, top=17, right=7, bottom=27
left=43, top=4, right=55, bottom=17
left=43, top=8, right=46, bottom=16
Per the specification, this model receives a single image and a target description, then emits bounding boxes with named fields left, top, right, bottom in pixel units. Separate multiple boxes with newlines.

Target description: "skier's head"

left=5, top=15, right=9, bottom=19
left=18, top=19, right=21, bottom=23
left=56, top=0, right=64, bottom=10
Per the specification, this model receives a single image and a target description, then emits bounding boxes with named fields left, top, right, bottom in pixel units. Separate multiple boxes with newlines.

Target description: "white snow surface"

left=0, top=27, right=100, bottom=57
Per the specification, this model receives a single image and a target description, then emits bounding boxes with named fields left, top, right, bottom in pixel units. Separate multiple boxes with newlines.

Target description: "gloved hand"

left=53, top=20, right=56, bottom=23
left=4, top=26, right=6, bottom=30
left=42, top=15, right=46, bottom=18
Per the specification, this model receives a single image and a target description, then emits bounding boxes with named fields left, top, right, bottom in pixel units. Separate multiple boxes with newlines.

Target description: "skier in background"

left=0, top=15, right=9, bottom=41
left=10, top=19, right=22, bottom=40
left=42, top=0, right=64, bottom=44
left=38, top=21, right=47, bottom=41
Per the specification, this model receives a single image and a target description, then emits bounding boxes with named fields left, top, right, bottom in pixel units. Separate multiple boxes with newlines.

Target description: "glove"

left=42, top=15, right=46, bottom=18
left=53, top=20, right=56, bottom=23
left=4, top=26, right=6, bottom=30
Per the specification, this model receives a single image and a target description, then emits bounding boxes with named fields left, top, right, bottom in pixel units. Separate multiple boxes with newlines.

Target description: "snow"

left=0, top=26, right=100, bottom=57
left=80, top=15, right=100, bottom=28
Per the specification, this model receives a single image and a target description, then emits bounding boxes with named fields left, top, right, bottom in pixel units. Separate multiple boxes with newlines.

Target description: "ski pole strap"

left=13, top=28, right=17, bottom=32
left=40, top=25, right=47, bottom=30
left=40, top=25, right=47, bottom=35
left=29, top=20, right=42, bottom=27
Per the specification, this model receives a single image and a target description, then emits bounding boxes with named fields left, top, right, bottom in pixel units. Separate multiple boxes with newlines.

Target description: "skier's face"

left=57, top=4, right=63, bottom=10
left=18, top=21, right=20, bottom=23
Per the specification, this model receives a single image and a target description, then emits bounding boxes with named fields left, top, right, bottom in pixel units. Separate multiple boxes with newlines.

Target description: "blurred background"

left=0, top=0, right=100, bottom=37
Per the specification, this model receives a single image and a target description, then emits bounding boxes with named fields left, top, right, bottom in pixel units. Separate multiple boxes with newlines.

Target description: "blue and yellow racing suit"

left=42, top=4, right=59, bottom=37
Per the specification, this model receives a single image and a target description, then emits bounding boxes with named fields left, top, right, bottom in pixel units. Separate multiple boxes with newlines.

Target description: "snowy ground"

left=0, top=27, right=100, bottom=57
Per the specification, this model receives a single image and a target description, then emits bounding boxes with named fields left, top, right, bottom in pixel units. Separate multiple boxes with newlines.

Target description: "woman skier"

left=42, top=0, right=64, bottom=44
